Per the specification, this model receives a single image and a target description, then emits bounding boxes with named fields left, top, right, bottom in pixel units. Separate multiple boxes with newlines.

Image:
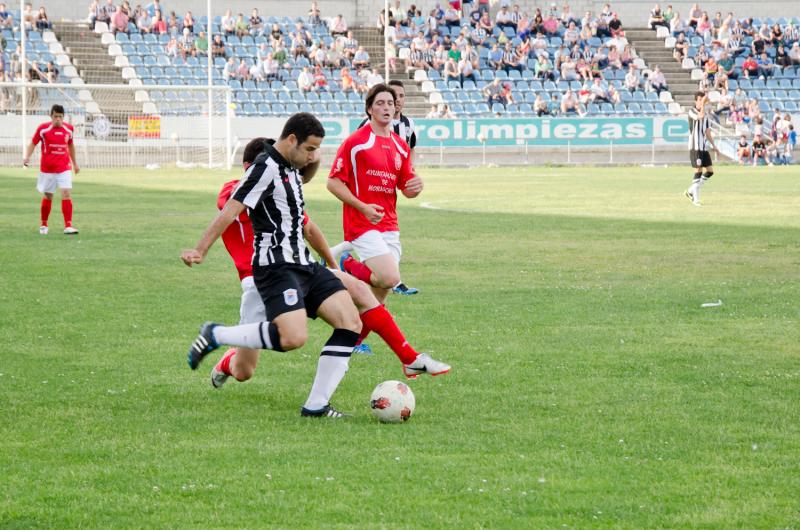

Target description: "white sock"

left=213, top=322, right=274, bottom=349
left=329, top=240, right=354, bottom=261
left=304, top=355, right=350, bottom=411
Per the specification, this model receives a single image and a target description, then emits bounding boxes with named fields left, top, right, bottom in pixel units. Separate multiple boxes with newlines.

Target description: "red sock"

left=61, top=199, right=73, bottom=227
left=218, top=348, right=237, bottom=376
left=360, top=305, right=418, bottom=364
left=356, top=320, right=371, bottom=345
left=343, top=256, right=373, bottom=285
left=40, top=198, right=52, bottom=226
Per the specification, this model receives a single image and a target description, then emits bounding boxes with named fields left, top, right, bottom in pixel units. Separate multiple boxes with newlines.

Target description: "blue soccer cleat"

left=352, top=343, right=373, bottom=355
left=392, top=282, right=419, bottom=295
left=187, top=322, right=220, bottom=370
left=339, top=251, right=350, bottom=273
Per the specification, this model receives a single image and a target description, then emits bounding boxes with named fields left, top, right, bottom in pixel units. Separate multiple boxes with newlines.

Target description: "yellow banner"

left=128, top=116, right=161, bottom=138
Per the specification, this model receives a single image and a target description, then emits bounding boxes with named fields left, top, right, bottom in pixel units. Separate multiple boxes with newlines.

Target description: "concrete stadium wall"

left=33, top=1, right=800, bottom=27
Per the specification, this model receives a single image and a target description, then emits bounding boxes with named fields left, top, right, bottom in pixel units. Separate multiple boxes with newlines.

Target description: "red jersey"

left=32, top=121, right=74, bottom=173
left=218, top=179, right=309, bottom=280
left=329, top=125, right=414, bottom=241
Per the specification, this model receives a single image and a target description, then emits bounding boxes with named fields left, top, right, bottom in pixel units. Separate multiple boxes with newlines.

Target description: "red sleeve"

left=217, top=179, right=240, bottom=210
left=396, top=137, right=414, bottom=190
left=328, top=137, right=353, bottom=184
left=31, top=124, right=43, bottom=145
left=65, top=124, right=74, bottom=144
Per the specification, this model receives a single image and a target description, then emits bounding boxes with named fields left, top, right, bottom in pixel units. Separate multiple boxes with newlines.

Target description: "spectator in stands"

left=352, top=46, right=370, bottom=69
left=589, top=77, right=610, bottom=103
left=736, top=135, right=751, bottom=164
left=339, top=67, right=358, bottom=93
left=717, top=51, right=735, bottom=78
left=713, top=68, right=728, bottom=91
left=42, top=60, right=59, bottom=83
left=484, top=43, right=502, bottom=70
left=561, top=88, right=584, bottom=116
left=648, top=65, right=667, bottom=94
left=741, top=54, right=758, bottom=78
left=576, top=56, right=593, bottom=81
left=499, top=82, right=515, bottom=107
left=222, top=56, right=236, bottom=80
left=164, top=36, right=178, bottom=57
left=606, top=44, right=622, bottom=70
left=559, top=54, right=578, bottom=81
left=365, top=67, right=383, bottom=88
left=441, top=56, right=458, bottom=83
left=648, top=3, right=668, bottom=30
left=495, top=4, right=513, bottom=31
left=137, top=8, right=152, bottom=33
left=308, top=1, right=322, bottom=27
left=167, top=11, right=180, bottom=35
left=330, top=14, right=347, bottom=37
left=311, top=64, right=328, bottom=91
left=0, top=3, right=14, bottom=29
left=297, top=66, right=313, bottom=92
left=234, top=13, right=248, bottom=38
left=220, top=9, right=235, bottom=36
left=542, top=13, right=559, bottom=36
left=790, top=43, right=800, bottom=66
left=21, top=2, right=33, bottom=31
left=751, top=134, right=771, bottom=166
left=151, top=10, right=166, bottom=34
left=426, top=104, right=440, bottom=118
left=247, top=8, right=262, bottom=37
left=532, top=93, right=548, bottom=116
left=670, top=12, right=686, bottom=37
left=756, top=51, right=774, bottom=78
left=703, top=55, right=718, bottom=79
left=687, top=3, right=701, bottom=29
left=182, top=10, right=194, bottom=34
left=609, top=12, right=623, bottom=38
left=696, top=12, right=712, bottom=38
left=341, top=30, right=358, bottom=60
left=483, top=78, right=504, bottom=107
left=443, top=5, right=460, bottom=28
left=209, top=34, right=225, bottom=58
left=111, top=5, right=130, bottom=35
left=775, top=44, right=790, bottom=70
left=534, top=53, right=554, bottom=80
left=502, top=42, right=523, bottom=73
left=457, top=52, right=477, bottom=86
left=193, top=31, right=208, bottom=56
left=35, top=6, right=51, bottom=30
left=178, top=26, right=193, bottom=54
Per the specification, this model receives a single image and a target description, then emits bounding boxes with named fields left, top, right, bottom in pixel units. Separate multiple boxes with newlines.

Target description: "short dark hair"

left=279, top=112, right=325, bottom=145
left=364, top=83, right=397, bottom=117
left=387, top=79, right=404, bottom=89
left=242, top=137, right=270, bottom=165
left=694, top=91, right=705, bottom=101
left=50, top=104, right=64, bottom=115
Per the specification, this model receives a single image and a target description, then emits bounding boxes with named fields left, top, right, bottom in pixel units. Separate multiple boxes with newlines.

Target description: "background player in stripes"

left=181, top=113, right=362, bottom=418
left=210, top=137, right=449, bottom=388
left=685, top=91, right=719, bottom=206
left=23, top=104, right=80, bottom=235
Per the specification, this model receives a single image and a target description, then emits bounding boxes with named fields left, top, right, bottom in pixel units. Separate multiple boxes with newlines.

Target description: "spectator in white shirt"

left=297, top=66, right=314, bottom=92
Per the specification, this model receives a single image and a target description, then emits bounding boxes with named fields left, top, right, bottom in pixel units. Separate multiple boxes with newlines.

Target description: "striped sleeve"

left=232, top=161, right=272, bottom=208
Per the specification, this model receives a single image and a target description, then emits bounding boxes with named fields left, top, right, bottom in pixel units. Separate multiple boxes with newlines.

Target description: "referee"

left=685, top=91, right=719, bottom=206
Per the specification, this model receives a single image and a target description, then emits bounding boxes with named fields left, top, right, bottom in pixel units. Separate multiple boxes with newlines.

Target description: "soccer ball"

left=370, top=380, right=415, bottom=423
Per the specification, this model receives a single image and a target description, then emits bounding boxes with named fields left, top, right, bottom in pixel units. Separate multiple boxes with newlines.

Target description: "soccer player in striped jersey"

left=181, top=113, right=362, bottom=418
left=209, top=138, right=449, bottom=388
left=23, top=104, right=80, bottom=235
left=685, top=91, right=719, bottom=206
left=334, top=78, right=419, bottom=296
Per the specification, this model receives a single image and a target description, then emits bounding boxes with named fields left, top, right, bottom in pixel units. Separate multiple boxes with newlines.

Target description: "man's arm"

left=303, top=219, right=338, bottom=269
left=327, top=177, right=384, bottom=224
left=22, top=142, right=35, bottom=166
left=67, top=142, right=80, bottom=174
left=181, top=199, right=246, bottom=266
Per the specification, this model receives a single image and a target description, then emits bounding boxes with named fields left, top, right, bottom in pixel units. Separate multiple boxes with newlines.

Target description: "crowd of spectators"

left=656, top=5, right=798, bottom=163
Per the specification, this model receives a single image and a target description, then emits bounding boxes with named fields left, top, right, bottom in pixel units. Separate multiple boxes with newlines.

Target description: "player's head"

left=242, top=137, right=270, bottom=170
left=277, top=112, right=325, bottom=170
left=365, top=83, right=396, bottom=127
left=50, top=104, right=65, bottom=127
left=694, top=90, right=706, bottom=110
left=387, top=79, right=405, bottom=116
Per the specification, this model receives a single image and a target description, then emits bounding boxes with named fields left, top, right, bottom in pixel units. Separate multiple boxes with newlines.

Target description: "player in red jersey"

left=23, top=104, right=80, bottom=235
left=327, top=84, right=450, bottom=377
left=210, top=137, right=449, bottom=387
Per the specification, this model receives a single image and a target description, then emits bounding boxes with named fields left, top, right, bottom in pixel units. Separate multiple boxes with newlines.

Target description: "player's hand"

left=181, top=249, right=204, bottom=267
left=22, top=157, right=29, bottom=168
left=73, top=164, right=80, bottom=175
left=404, top=175, right=424, bottom=195
left=361, top=203, right=385, bottom=224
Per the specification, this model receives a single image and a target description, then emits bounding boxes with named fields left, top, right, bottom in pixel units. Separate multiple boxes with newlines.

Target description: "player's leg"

left=57, top=171, right=77, bottom=234
left=301, top=267, right=361, bottom=417
left=697, top=162, right=713, bottom=202
left=685, top=151, right=703, bottom=205
left=37, top=173, right=56, bottom=234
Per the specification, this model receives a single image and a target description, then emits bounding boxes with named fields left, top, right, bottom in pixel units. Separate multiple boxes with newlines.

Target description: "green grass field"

left=1, top=164, right=799, bottom=528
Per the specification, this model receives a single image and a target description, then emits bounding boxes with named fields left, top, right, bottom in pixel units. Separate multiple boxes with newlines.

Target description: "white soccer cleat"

left=63, top=226, right=79, bottom=235
left=39, top=226, right=48, bottom=235
left=403, top=353, right=451, bottom=379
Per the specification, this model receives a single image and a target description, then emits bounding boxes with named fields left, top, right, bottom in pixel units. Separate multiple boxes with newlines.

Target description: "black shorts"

left=690, top=150, right=713, bottom=169
left=253, top=262, right=346, bottom=320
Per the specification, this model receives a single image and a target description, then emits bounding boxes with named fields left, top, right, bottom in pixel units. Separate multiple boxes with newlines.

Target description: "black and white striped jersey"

left=688, top=109, right=711, bottom=151
left=358, top=113, right=417, bottom=149
left=231, top=144, right=312, bottom=268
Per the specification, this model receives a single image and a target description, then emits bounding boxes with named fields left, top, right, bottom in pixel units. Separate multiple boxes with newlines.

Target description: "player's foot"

left=39, top=225, right=48, bottom=235
left=392, top=282, right=419, bottom=295
left=188, top=322, right=220, bottom=370
left=684, top=189, right=694, bottom=203
left=352, top=343, right=373, bottom=355
left=300, top=404, right=351, bottom=418
left=63, top=226, right=79, bottom=235
left=403, top=353, right=451, bottom=379
left=339, top=251, right=351, bottom=273
left=210, top=348, right=236, bottom=388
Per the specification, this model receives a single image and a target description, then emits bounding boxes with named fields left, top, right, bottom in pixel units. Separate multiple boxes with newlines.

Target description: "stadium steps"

left=626, top=27, right=695, bottom=109
left=352, top=27, right=429, bottom=117
left=53, top=21, right=142, bottom=122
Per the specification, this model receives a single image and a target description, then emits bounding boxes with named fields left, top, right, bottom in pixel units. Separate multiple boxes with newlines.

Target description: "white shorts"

left=37, top=170, right=72, bottom=194
left=350, top=230, right=402, bottom=263
left=239, top=276, right=266, bottom=324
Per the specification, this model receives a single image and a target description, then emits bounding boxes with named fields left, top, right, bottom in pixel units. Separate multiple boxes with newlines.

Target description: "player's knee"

left=374, top=272, right=402, bottom=290
left=278, top=328, right=307, bottom=351
left=234, top=365, right=255, bottom=382
left=347, top=281, right=373, bottom=311
left=704, top=170, right=714, bottom=178
left=342, top=311, right=362, bottom=334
